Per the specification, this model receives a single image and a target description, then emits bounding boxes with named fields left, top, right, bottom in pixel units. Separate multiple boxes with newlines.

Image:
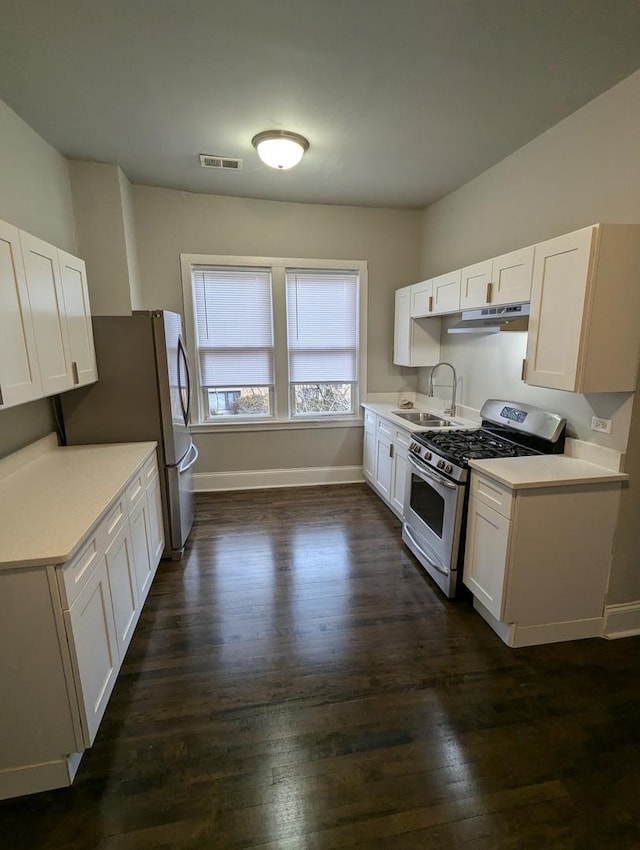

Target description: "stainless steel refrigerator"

left=60, top=310, right=197, bottom=559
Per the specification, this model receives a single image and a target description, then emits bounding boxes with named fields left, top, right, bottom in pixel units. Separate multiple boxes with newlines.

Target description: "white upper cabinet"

left=0, top=220, right=43, bottom=408
left=460, top=260, right=492, bottom=310
left=410, top=279, right=433, bottom=317
left=59, top=250, right=97, bottom=386
left=491, top=245, right=533, bottom=305
left=524, top=224, right=640, bottom=393
left=20, top=231, right=73, bottom=396
left=460, top=247, right=533, bottom=310
left=431, top=269, right=461, bottom=315
left=394, top=286, right=440, bottom=367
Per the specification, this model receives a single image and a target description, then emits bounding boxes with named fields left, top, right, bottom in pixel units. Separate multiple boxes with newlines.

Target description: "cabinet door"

left=491, top=245, right=533, bottom=306
left=524, top=227, right=594, bottom=391
left=105, top=522, right=139, bottom=659
left=374, top=432, right=393, bottom=501
left=460, top=260, right=492, bottom=310
left=431, top=270, right=461, bottom=315
left=65, top=555, right=119, bottom=746
left=0, top=220, right=43, bottom=408
left=463, top=496, right=511, bottom=621
left=130, top=495, right=154, bottom=604
left=393, top=287, right=412, bottom=365
left=146, top=471, right=165, bottom=568
left=19, top=231, right=73, bottom=396
left=390, top=444, right=408, bottom=517
left=363, top=418, right=376, bottom=482
left=58, top=250, right=97, bottom=387
left=410, top=280, right=433, bottom=317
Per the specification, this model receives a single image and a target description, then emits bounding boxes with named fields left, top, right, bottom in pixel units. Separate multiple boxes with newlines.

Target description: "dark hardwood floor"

left=2, top=483, right=640, bottom=848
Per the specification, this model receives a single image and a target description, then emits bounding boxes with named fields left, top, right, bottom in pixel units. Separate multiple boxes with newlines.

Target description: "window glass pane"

left=206, top=386, right=271, bottom=417
left=292, top=383, right=353, bottom=416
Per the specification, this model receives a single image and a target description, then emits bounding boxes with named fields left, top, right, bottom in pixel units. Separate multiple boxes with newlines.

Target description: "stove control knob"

left=437, top=460, right=445, bottom=470
left=445, top=463, right=453, bottom=474
left=410, top=442, right=418, bottom=453
left=425, top=451, right=432, bottom=461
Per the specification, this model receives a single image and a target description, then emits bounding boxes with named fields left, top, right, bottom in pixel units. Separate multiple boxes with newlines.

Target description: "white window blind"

left=285, top=270, right=359, bottom=382
left=191, top=266, right=274, bottom=386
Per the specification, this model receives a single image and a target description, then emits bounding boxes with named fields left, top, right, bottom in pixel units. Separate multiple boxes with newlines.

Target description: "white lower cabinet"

left=464, top=470, right=622, bottom=647
left=0, top=449, right=164, bottom=800
left=363, top=409, right=411, bottom=519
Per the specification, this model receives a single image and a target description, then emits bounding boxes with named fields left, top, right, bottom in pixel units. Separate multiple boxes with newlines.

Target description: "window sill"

left=190, top=416, right=363, bottom=434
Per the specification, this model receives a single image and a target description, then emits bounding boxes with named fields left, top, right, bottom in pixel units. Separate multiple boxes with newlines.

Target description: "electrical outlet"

left=591, top=416, right=612, bottom=434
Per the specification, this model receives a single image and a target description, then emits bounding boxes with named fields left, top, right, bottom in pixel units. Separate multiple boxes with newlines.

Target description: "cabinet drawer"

left=104, top=496, right=127, bottom=544
left=126, top=469, right=145, bottom=510
left=394, top=428, right=411, bottom=449
left=57, top=531, right=104, bottom=609
left=471, top=474, right=514, bottom=518
left=143, top=454, right=158, bottom=486
left=364, top=409, right=376, bottom=430
left=377, top=417, right=393, bottom=438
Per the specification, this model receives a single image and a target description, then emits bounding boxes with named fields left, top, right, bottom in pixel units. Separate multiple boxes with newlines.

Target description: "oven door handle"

left=408, top=454, right=458, bottom=490
left=403, top=525, right=450, bottom=577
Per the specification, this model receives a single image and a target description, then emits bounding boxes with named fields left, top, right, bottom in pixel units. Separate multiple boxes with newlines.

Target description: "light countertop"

left=361, top=400, right=478, bottom=432
left=0, top=439, right=157, bottom=569
left=468, top=455, right=628, bottom=490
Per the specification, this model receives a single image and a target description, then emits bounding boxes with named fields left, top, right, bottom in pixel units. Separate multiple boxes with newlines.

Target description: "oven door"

left=403, top=453, right=466, bottom=588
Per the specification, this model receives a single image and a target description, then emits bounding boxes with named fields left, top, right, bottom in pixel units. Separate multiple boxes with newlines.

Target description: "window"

left=181, top=255, right=367, bottom=426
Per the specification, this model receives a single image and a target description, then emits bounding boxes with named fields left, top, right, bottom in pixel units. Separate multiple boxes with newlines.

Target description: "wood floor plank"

left=1, top=483, right=640, bottom=848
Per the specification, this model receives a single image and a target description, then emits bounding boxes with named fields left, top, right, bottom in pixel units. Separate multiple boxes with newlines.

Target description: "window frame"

left=180, top=254, right=368, bottom=430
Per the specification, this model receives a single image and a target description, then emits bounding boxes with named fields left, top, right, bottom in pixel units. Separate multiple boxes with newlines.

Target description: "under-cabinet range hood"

left=448, top=302, right=530, bottom=334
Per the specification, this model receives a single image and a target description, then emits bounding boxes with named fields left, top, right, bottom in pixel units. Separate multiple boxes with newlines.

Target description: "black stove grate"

left=413, top=428, right=541, bottom=465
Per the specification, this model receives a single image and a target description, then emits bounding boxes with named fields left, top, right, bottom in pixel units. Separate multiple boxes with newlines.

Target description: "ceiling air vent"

left=199, top=153, right=243, bottom=170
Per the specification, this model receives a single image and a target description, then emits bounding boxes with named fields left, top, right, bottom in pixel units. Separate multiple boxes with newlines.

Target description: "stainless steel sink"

left=392, top=410, right=454, bottom=427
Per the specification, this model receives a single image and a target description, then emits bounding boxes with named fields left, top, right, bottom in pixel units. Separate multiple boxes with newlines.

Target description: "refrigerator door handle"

left=177, top=335, right=192, bottom=426
left=179, top=441, right=199, bottom=474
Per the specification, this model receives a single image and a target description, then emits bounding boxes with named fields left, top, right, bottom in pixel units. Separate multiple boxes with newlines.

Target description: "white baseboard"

left=193, top=465, right=365, bottom=492
left=473, top=599, right=603, bottom=647
left=0, top=752, right=81, bottom=800
left=602, top=601, right=640, bottom=639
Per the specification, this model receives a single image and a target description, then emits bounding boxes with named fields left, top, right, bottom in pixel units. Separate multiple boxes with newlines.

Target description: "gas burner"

left=412, top=428, right=541, bottom=466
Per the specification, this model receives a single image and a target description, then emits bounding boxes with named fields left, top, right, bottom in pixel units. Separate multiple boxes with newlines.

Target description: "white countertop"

left=361, top=400, right=478, bottom=432
left=0, top=438, right=157, bottom=569
left=468, top=454, right=628, bottom=490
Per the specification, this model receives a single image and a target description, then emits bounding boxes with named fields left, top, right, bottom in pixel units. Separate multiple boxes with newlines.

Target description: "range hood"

left=448, top=303, right=530, bottom=334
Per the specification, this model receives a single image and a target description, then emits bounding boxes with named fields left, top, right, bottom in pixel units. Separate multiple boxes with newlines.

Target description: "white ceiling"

left=1, top=0, right=639, bottom=208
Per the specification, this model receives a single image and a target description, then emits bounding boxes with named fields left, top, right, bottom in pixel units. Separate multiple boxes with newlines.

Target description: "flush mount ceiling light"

left=252, top=130, right=309, bottom=170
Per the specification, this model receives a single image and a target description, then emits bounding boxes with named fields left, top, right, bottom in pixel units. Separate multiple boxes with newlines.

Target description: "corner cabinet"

left=524, top=224, right=640, bottom=392
left=464, top=470, right=622, bottom=647
left=0, top=218, right=97, bottom=411
left=393, top=286, right=440, bottom=367
left=363, top=409, right=411, bottom=520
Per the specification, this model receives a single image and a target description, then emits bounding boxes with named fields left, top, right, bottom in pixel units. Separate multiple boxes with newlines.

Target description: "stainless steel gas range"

left=402, top=399, right=566, bottom=598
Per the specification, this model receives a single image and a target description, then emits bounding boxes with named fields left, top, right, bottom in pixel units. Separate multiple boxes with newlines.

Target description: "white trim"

left=193, top=465, right=365, bottom=492
left=190, top=417, right=363, bottom=434
left=473, top=598, right=603, bottom=647
left=0, top=752, right=82, bottom=800
left=180, top=253, right=368, bottom=427
left=602, top=601, right=640, bottom=639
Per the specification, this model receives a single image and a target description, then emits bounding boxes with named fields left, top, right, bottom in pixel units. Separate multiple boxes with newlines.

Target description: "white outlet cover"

left=591, top=416, right=612, bottom=434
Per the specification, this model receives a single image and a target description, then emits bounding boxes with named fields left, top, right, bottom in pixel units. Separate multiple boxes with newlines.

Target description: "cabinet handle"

left=389, top=443, right=394, bottom=459
left=71, top=361, right=79, bottom=385
left=428, top=295, right=433, bottom=312
left=486, top=282, right=493, bottom=303
left=521, top=358, right=527, bottom=381
left=0, top=383, right=3, bottom=406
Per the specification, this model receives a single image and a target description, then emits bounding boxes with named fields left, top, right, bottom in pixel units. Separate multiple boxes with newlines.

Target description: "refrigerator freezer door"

left=165, top=442, right=197, bottom=557
left=153, top=311, right=192, bottom=467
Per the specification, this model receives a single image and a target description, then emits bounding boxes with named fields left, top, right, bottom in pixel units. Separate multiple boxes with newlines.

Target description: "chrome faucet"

left=428, top=361, right=457, bottom=416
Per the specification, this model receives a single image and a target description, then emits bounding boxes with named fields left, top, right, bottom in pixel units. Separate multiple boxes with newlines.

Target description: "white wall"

left=69, top=161, right=142, bottom=315
left=418, top=70, right=640, bottom=605
left=0, top=100, right=77, bottom=458
left=133, top=186, right=422, bottom=475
